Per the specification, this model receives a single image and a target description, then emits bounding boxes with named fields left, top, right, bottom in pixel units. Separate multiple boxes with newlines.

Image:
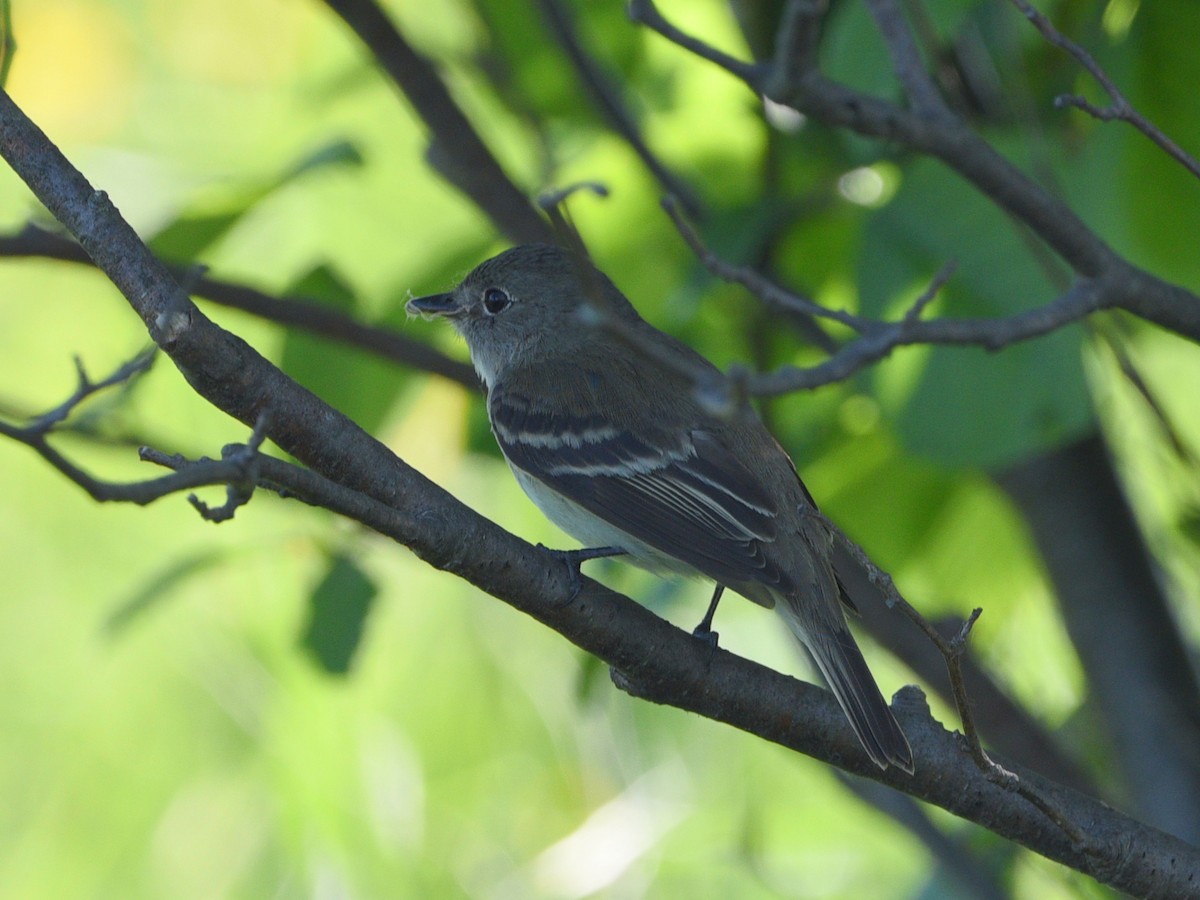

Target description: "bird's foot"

left=691, top=584, right=725, bottom=648
left=543, top=545, right=626, bottom=606
left=691, top=622, right=720, bottom=648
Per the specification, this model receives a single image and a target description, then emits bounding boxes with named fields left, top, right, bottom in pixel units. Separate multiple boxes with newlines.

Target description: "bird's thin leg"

left=543, top=545, right=626, bottom=605
left=692, top=584, right=725, bottom=647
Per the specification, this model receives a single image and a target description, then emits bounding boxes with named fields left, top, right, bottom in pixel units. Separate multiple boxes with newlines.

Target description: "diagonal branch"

left=863, top=0, right=950, bottom=118
left=1007, top=0, right=1200, bottom=181
left=536, top=0, right=703, bottom=216
left=318, top=0, right=552, bottom=244
left=771, top=0, right=829, bottom=80
left=0, top=224, right=480, bottom=390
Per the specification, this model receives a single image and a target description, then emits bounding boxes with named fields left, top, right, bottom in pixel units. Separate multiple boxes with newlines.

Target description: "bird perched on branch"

left=408, top=243, right=913, bottom=773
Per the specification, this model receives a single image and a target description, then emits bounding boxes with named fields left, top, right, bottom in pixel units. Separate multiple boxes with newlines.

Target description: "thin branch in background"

left=661, top=195, right=861, bottom=328
left=771, top=0, right=829, bottom=82
left=863, top=0, right=951, bottom=118
left=636, top=0, right=1200, bottom=344
left=537, top=181, right=611, bottom=211
left=537, top=0, right=703, bottom=217
left=748, top=278, right=1104, bottom=394
left=1006, top=0, right=1200, bottom=181
left=1095, top=324, right=1200, bottom=468
left=319, top=0, right=552, bottom=244
left=664, top=195, right=1116, bottom=395
left=628, top=0, right=766, bottom=85
left=0, top=224, right=481, bottom=390
left=537, top=180, right=609, bottom=262
left=29, top=348, right=157, bottom=433
left=902, top=260, right=957, bottom=323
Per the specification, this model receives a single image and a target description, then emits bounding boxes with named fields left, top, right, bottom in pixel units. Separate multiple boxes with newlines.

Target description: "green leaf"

left=472, top=0, right=642, bottom=125
left=1118, top=1, right=1200, bottom=287
left=861, top=159, right=1092, bottom=468
left=149, top=210, right=251, bottom=262
left=0, top=0, right=15, bottom=88
left=278, top=265, right=407, bottom=434
left=301, top=554, right=377, bottom=676
left=148, top=139, right=364, bottom=261
left=902, top=330, right=1090, bottom=468
left=284, top=139, right=364, bottom=180
left=104, top=549, right=229, bottom=634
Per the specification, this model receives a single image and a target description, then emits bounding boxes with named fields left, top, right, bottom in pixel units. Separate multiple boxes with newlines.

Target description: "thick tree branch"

left=629, top=0, right=1200, bottom=344
left=318, top=0, right=552, bottom=244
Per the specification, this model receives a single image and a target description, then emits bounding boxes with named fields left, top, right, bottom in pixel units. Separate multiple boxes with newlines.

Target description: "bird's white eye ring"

left=483, top=287, right=511, bottom=315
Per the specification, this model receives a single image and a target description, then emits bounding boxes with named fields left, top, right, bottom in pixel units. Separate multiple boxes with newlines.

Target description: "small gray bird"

left=407, top=244, right=913, bottom=772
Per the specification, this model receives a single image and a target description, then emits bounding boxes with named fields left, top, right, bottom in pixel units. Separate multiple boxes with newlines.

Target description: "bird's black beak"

left=406, top=292, right=460, bottom=318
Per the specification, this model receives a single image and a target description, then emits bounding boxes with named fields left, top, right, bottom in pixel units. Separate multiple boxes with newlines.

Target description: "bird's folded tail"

left=784, top=609, right=914, bottom=773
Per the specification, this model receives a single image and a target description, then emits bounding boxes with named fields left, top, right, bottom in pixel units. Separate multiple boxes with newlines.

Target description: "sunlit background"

left=1, top=0, right=1196, bottom=897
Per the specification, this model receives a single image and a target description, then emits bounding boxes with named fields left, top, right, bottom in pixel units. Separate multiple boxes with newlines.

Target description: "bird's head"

left=406, top=243, right=637, bottom=386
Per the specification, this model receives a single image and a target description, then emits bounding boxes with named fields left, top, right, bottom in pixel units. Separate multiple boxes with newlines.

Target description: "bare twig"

left=628, top=0, right=766, bottom=85
left=28, top=348, right=156, bottom=434
left=663, top=196, right=1109, bottom=394
left=902, top=259, right=957, bottom=323
left=318, top=0, right=551, bottom=243
left=537, top=0, right=702, bottom=216
left=662, top=195, right=862, bottom=328
left=188, top=412, right=271, bottom=522
left=863, top=0, right=951, bottom=118
left=0, top=354, right=269, bottom=507
left=537, top=180, right=610, bottom=261
left=537, top=181, right=610, bottom=211
left=823, top=508, right=1090, bottom=847
left=1007, top=0, right=1200, bottom=181
left=1095, top=324, right=1200, bottom=467
left=746, top=279, right=1100, bottom=395
left=900, top=600, right=1087, bottom=846
left=0, top=224, right=480, bottom=390
left=771, top=0, right=829, bottom=82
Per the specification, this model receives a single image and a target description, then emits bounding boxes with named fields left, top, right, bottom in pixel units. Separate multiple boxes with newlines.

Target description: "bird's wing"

left=490, top=385, right=793, bottom=592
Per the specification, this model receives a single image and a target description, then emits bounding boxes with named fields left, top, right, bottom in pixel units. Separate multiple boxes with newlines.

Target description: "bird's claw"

left=542, top=544, right=626, bottom=606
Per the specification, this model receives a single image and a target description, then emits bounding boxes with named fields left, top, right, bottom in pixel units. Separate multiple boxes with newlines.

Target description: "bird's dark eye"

left=482, top=287, right=511, bottom=315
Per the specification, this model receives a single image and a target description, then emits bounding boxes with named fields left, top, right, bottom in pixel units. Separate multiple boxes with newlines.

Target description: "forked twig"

left=820, top=513, right=1089, bottom=847
left=1008, top=0, right=1200, bottom=181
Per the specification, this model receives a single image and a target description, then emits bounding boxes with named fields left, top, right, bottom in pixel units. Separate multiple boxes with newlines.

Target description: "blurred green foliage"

left=0, top=0, right=1197, bottom=897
